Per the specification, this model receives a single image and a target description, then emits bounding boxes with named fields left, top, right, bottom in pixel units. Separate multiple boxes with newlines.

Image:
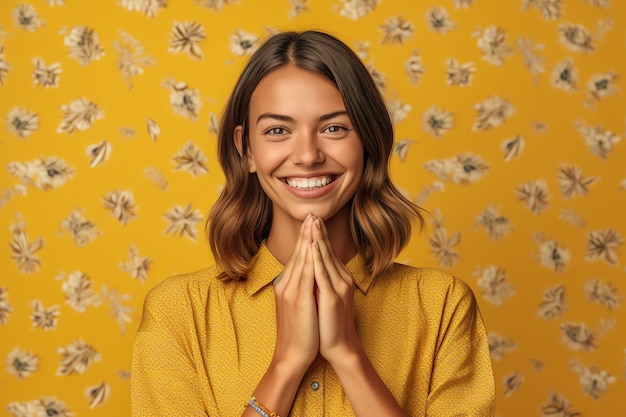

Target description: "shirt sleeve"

left=131, top=278, right=208, bottom=416
left=426, top=277, right=496, bottom=416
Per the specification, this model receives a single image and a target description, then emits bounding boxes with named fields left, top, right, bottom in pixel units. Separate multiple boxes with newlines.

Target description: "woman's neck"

left=266, top=206, right=357, bottom=266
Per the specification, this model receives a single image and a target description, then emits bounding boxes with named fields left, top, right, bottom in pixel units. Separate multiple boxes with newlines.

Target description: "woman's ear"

left=234, top=125, right=256, bottom=173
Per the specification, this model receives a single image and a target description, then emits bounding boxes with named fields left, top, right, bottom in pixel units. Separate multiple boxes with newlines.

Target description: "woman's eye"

left=265, top=127, right=286, bottom=135
left=324, top=125, right=345, bottom=133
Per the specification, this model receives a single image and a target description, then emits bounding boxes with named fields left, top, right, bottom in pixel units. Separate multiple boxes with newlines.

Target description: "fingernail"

left=305, top=214, right=312, bottom=225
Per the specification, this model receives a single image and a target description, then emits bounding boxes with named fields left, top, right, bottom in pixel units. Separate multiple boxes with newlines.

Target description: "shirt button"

left=311, top=381, right=320, bottom=390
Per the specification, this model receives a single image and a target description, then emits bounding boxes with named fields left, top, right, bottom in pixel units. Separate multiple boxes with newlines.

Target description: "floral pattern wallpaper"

left=1, top=0, right=624, bottom=416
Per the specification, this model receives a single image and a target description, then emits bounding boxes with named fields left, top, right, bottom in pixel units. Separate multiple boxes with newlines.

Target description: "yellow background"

left=1, top=0, right=624, bottom=416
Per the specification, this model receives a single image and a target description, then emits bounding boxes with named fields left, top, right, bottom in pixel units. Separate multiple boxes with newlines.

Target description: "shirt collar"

left=245, top=242, right=375, bottom=296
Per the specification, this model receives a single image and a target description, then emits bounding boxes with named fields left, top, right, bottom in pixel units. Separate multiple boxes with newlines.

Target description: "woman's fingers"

left=312, top=241, right=333, bottom=294
left=276, top=214, right=313, bottom=288
left=312, top=218, right=348, bottom=289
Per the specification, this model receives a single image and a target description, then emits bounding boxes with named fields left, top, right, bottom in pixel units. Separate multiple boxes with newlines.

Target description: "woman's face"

left=237, top=65, right=364, bottom=225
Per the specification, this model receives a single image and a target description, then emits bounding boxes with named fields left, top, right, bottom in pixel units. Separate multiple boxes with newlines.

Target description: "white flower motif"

left=86, top=140, right=112, bottom=168
left=57, top=97, right=104, bottom=134
left=119, top=245, right=152, bottom=283
left=585, top=229, right=622, bottom=266
left=32, top=58, right=62, bottom=88
left=517, top=37, right=545, bottom=84
left=517, top=179, right=550, bottom=214
left=338, top=0, right=380, bottom=20
left=6, top=106, right=38, bottom=139
left=163, top=79, right=202, bottom=120
left=474, top=205, right=513, bottom=240
left=446, top=58, right=475, bottom=87
left=537, top=285, right=567, bottom=319
left=575, top=120, right=621, bottom=159
left=501, top=135, right=525, bottom=162
left=570, top=360, right=616, bottom=399
left=540, top=392, right=580, bottom=417
left=101, top=285, right=133, bottom=334
left=230, top=29, right=259, bottom=56
left=366, top=62, right=387, bottom=91
left=64, top=26, right=105, bottom=65
left=425, top=6, right=455, bottom=34
left=119, top=0, right=168, bottom=17
left=0, top=287, right=12, bottom=325
left=86, top=382, right=111, bottom=409
left=536, top=239, right=570, bottom=272
left=404, top=50, right=424, bottom=85
left=581, top=0, right=610, bottom=7
left=31, top=300, right=60, bottom=331
left=454, top=0, right=475, bottom=8
left=173, top=140, right=209, bottom=176
left=60, top=208, right=100, bottom=247
left=558, top=23, right=594, bottom=53
left=422, top=106, right=453, bottom=138
left=551, top=58, right=578, bottom=92
left=288, top=0, right=308, bottom=18
left=113, top=30, right=154, bottom=90
left=476, top=26, right=513, bottom=66
left=61, top=271, right=100, bottom=313
left=558, top=164, right=597, bottom=199
left=56, top=340, right=101, bottom=376
left=145, top=166, right=169, bottom=191
left=32, top=157, right=75, bottom=190
left=102, top=189, right=137, bottom=225
left=387, top=100, right=411, bottom=124
left=558, top=208, right=586, bottom=228
left=488, top=332, right=516, bottom=360
left=195, top=0, right=238, bottom=10
left=586, top=72, right=618, bottom=101
left=169, top=21, right=205, bottom=60
left=393, top=139, right=416, bottom=162
left=10, top=217, right=44, bottom=275
left=561, top=322, right=597, bottom=351
left=380, top=15, right=414, bottom=45
left=475, top=265, right=515, bottom=306
left=522, top=0, right=563, bottom=20
left=147, top=117, right=160, bottom=141
left=0, top=46, right=10, bottom=86
left=163, top=204, right=204, bottom=240
left=503, top=371, right=524, bottom=397
left=13, top=3, right=44, bottom=31
left=208, top=112, right=219, bottom=137
left=6, top=347, right=38, bottom=379
left=473, top=96, right=515, bottom=131
left=424, top=153, right=489, bottom=185
left=585, top=279, right=622, bottom=310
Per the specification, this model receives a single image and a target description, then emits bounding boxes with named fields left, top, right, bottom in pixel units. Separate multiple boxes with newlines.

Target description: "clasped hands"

left=273, top=214, right=359, bottom=370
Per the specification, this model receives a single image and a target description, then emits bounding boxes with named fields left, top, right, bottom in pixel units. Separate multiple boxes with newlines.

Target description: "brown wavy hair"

left=207, top=30, right=424, bottom=282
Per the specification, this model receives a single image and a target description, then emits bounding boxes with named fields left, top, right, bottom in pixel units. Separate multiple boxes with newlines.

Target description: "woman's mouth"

left=285, top=175, right=336, bottom=191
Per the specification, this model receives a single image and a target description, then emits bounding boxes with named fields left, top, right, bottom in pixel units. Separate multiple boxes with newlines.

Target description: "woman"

left=132, top=30, right=495, bottom=416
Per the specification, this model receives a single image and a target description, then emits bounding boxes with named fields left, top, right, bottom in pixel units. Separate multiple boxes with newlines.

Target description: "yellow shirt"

left=131, top=243, right=495, bottom=416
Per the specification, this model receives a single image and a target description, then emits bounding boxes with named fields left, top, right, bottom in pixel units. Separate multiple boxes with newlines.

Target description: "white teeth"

left=287, top=176, right=333, bottom=190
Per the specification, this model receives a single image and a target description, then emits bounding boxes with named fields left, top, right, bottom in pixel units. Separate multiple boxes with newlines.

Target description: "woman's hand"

left=272, top=214, right=319, bottom=372
left=311, top=217, right=361, bottom=364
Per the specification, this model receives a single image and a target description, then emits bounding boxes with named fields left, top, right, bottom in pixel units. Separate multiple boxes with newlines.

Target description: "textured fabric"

left=131, top=243, right=495, bottom=416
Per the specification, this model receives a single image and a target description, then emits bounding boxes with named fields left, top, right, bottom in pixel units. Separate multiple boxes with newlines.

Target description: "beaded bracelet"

left=247, top=396, right=280, bottom=417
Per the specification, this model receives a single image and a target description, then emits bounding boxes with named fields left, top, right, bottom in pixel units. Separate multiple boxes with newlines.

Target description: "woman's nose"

left=291, top=132, right=324, bottom=166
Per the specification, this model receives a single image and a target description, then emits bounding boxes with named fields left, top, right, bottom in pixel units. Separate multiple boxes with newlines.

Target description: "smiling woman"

left=131, top=31, right=495, bottom=417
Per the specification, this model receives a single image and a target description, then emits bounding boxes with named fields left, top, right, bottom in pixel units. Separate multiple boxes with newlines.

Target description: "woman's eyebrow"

left=318, top=110, right=348, bottom=122
left=256, top=113, right=294, bottom=124
left=255, top=110, right=348, bottom=125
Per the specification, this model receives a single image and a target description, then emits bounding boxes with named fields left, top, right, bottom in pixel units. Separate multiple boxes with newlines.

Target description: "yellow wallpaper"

left=1, top=0, right=624, bottom=416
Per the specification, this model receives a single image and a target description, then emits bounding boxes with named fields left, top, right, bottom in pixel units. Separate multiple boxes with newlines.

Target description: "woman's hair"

left=207, top=30, right=424, bottom=282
